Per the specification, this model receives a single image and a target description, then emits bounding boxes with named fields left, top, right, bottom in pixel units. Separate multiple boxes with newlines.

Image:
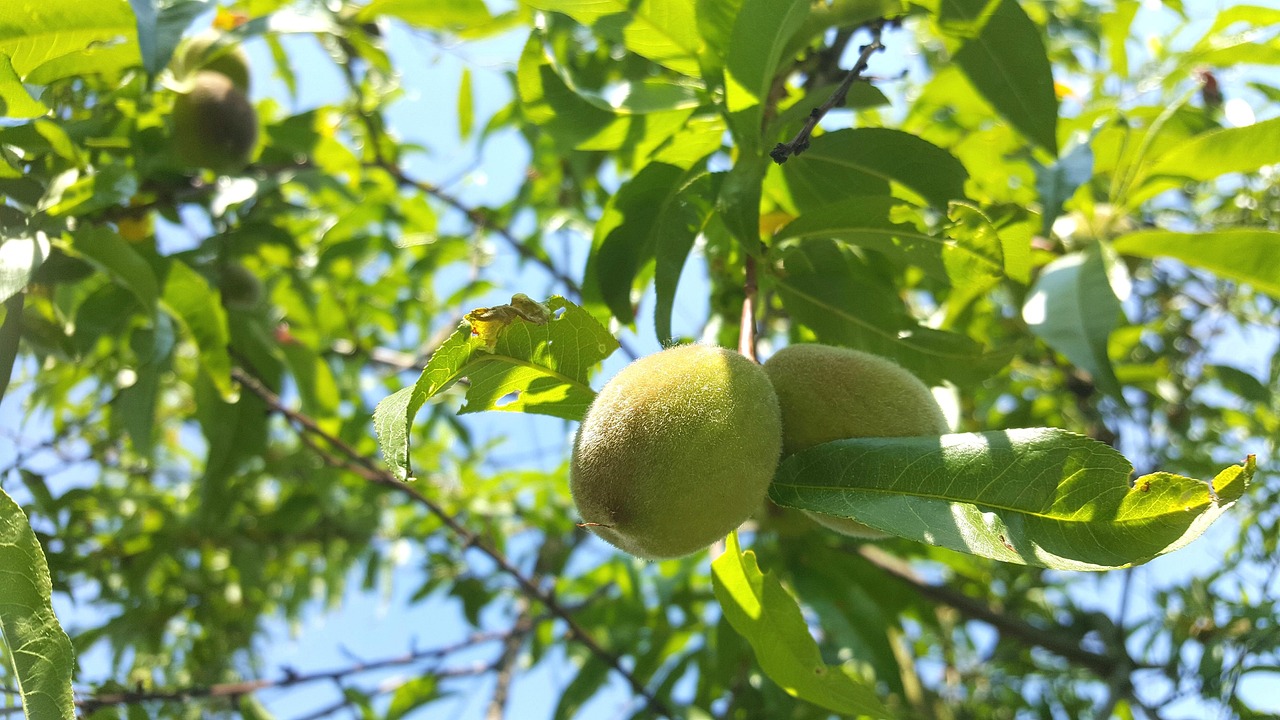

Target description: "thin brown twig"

left=230, top=368, right=672, bottom=718
left=486, top=598, right=532, bottom=719
left=66, top=623, right=540, bottom=714
left=770, top=19, right=892, bottom=164
left=856, top=545, right=1123, bottom=678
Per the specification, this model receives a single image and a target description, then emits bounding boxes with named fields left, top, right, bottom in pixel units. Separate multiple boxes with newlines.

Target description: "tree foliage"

left=1, top=0, right=1278, bottom=718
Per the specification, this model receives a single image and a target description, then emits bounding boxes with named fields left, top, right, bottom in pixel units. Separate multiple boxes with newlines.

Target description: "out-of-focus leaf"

left=1022, top=244, right=1126, bottom=397
left=386, top=676, right=439, bottom=720
left=770, top=238, right=1006, bottom=386
left=0, top=487, right=76, bottom=720
left=717, top=153, right=768, bottom=247
left=1112, top=229, right=1280, bottom=299
left=711, top=532, right=889, bottom=717
left=65, top=227, right=158, bottom=310
left=0, top=293, right=20, bottom=403
left=374, top=296, right=617, bottom=481
left=358, top=0, right=490, bottom=29
left=1035, top=132, right=1094, bottom=236
left=1143, top=115, right=1280, bottom=182
left=524, top=0, right=702, bottom=77
left=0, top=55, right=46, bottom=118
left=553, top=655, right=610, bottom=720
left=942, top=201, right=1006, bottom=313
left=457, top=66, right=474, bottom=139
left=162, top=260, right=235, bottom=401
left=129, top=0, right=210, bottom=77
left=0, top=0, right=140, bottom=78
left=769, top=429, right=1254, bottom=570
left=1102, top=0, right=1139, bottom=75
left=777, top=128, right=969, bottom=212
left=937, top=0, right=1059, bottom=155
left=1210, top=364, right=1272, bottom=405
left=0, top=233, right=50, bottom=302
left=724, top=0, right=809, bottom=153
left=40, top=165, right=137, bottom=217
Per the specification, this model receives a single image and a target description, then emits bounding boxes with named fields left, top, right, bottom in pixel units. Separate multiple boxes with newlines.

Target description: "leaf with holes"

left=770, top=429, right=1252, bottom=570
left=374, top=296, right=618, bottom=481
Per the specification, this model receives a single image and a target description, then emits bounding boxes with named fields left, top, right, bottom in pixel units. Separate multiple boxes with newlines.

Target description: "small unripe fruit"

left=172, top=71, right=258, bottom=173
left=570, top=345, right=783, bottom=560
left=174, top=30, right=251, bottom=91
left=218, top=263, right=262, bottom=310
left=764, top=344, right=948, bottom=538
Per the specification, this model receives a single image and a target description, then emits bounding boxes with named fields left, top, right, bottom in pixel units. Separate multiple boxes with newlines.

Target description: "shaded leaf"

left=711, top=532, right=889, bottom=717
left=65, top=227, right=158, bottom=310
left=778, top=128, right=969, bottom=212
left=769, top=429, right=1253, bottom=570
left=776, top=196, right=948, bottom=279
left=162, top=260, right=235, bottom=401
left=0, top=487, right=76, bottom=720
left=941, top=0, right=1059, bottom=154
left=1035, top=132, right=1094, bottom=236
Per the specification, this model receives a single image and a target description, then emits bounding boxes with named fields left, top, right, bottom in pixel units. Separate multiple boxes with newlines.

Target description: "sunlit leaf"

left=524, top=0, right=702, bottom=77
left=0, top=487, right=76, bottom=720
left=1022, top=244, right=1126, bottom=397
left=724, top=0, right=809, bottom=153
left=769, top=429, right=1253, bottom=570
left=374, top=296, right=617, bottom=481
left=712, top=532, right=889, bottom=717
left=1112, top=229, right=1280, bottom=299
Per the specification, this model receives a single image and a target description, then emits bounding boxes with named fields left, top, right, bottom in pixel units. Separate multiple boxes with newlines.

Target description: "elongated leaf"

left=128, top=0, right=209, bottom=77
left=711, top=532, right=889, bottom=717
left=386, top=676, right=438, bottom=720
left=724, top=0, right=809, bottom=152
left=1112, top=229, right=1280, bottom=299
left=0, top=488, right=76, bottom=720
left=1144, top=115, right=1280, bottom=182
left=776, top=196, right=948, bottom=279
left=162, top=260, right=235, bottom=401
left=769, top=429, right=1253, bottom=570
left=524, top=0, right=702, bottom=77
left=65, top=227, right=158, bottom=309
left=770, top=239, right=1007, bottom=385
left=1022, top=244, right=1126, bottom=397
left=374, top=296, right=617, bottom=481
left=0, top=294, right=20, bottom=405
left=358, top=0, right=491, bottom=29
left=778, top=128, right=969, bottom=212
left=1035, top=133, right=1094, bottom=236
left=942, top=202, right=1006, bottom=313
left=0, top=55, right=46, bottom=118
left=654, top=171, right=717, bottom=344
left=942, top=0, right=1058, bottom=154
left=0, top=0, right=140, bottom=78
left=0, top=234, right=50, bottom=303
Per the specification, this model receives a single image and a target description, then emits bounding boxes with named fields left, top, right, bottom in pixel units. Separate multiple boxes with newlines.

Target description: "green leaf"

left=1210, top=364, right=1272, bottom=405
left=1022, top=244, right=1126, bottom=397
left=942, top=0, right=1059, bottom=154
left=386, top=676, right=439, bottom=720
left=65, top=227, right=159, bottom=310
left=161, top=260, right=235, bottom=401
left=769, top=429, right=1254, bottom=570
left=711, top=532, right=889, bottom=717
left=0, top=487, right=76, bottom=720
left=524, top=0, right=702, bottom=77
left=374, top=296, right=617, bottom=481
left=457, top=66, right=473, bottom=140
left=128, top=0, right=210, bottom=77
left=776, top=196, right=948, bottom=279
left=716, top=153, right=768, bottom=247
left=777, top=128, right=970, bottom=212
left=1034, top=132, right=1094, bottom=236
left=769, top=238, right=1006, bottom=386
left=1101, top=0, right=1139, bottom=76
left=0, top=233, right=50, bottom=303
left=358, top=0, right=491, bottom=29
left=0, top=0, right=141, bottom=78
left=0, top=55, right=46, bottom=118
left=724, top=0, right=809, bottom=153
left=1143, top=115, right=1280, bottom=182
left=655, top=171, right=716, bottom=344
left=1111, top=229, right=1280, bottom=299
left=553, top=655, right=610, bottom=720
left=0, top=293, right=21, bottom=404
left=941, top=201, right=1007, bottom=313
